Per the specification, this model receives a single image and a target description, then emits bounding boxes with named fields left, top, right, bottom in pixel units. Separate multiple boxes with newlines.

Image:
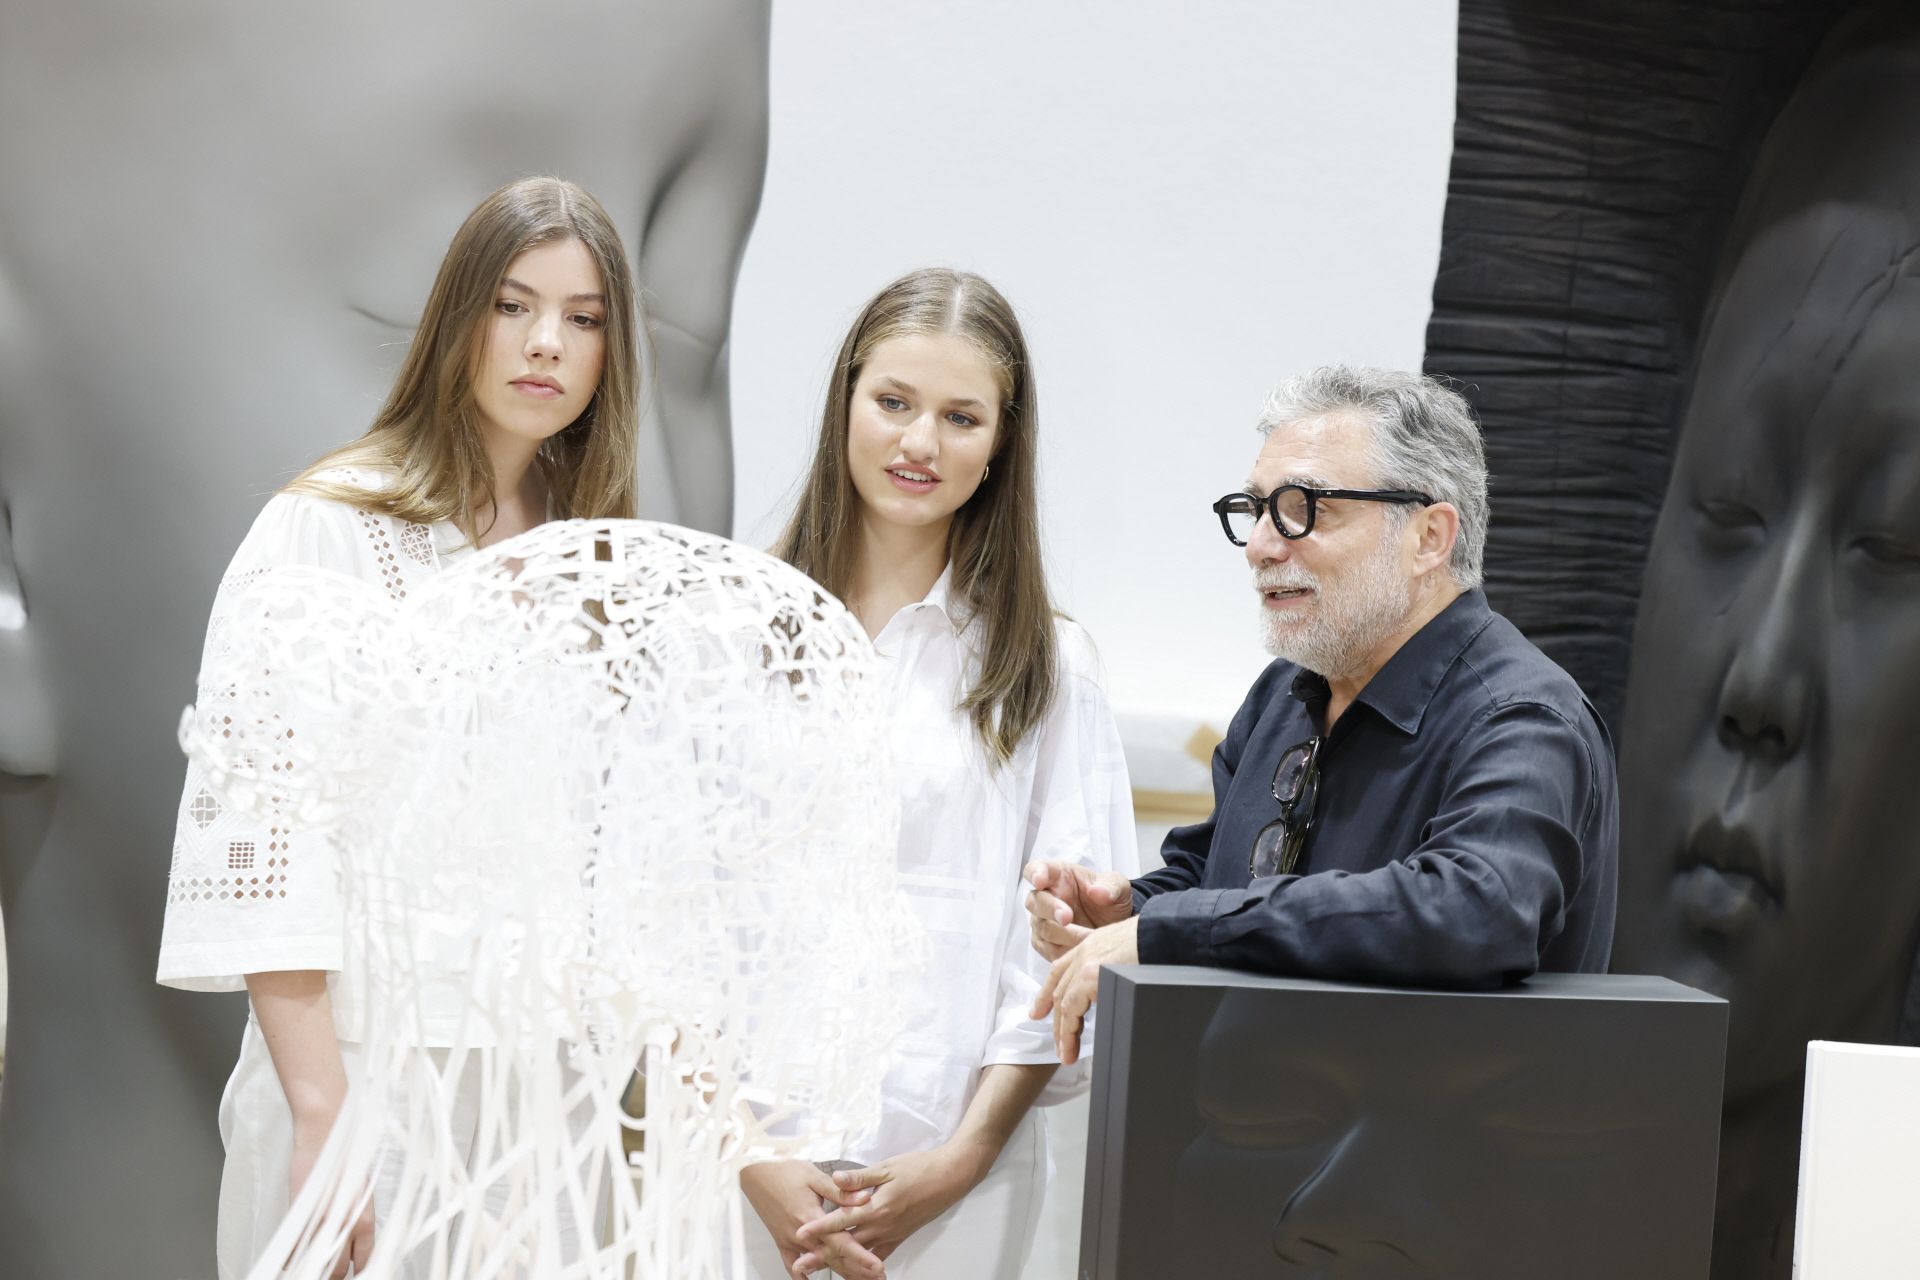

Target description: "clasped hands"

left=1023, top=859, right=1139, bottom=1065
left=740, top=862, right=1137, bottom=1278
left=741, top=1142, right=990, bottom=1280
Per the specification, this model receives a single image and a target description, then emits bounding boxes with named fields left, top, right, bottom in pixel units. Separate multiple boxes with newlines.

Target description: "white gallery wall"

left=732, top=10, right=1458, bottom=1274
left=731, top=0, right=1460, bottom=774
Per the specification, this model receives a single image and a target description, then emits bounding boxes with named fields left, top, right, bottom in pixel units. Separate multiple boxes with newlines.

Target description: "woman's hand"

left=1024, top=859, right=1135, bottom=961
left=287, top=1109, right=374, bottom=1279
left=792, top=1144, right=989, bottom=1278
left=246, top=971, right=368, bottom=1279
left=741, top=1158, right=877, bottom=1279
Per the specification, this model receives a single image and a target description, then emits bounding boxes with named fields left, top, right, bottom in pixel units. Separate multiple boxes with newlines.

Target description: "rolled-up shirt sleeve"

left=983, top=624, right=1138, bottom=1102
left=1136, top=699, right=1601, bottom=988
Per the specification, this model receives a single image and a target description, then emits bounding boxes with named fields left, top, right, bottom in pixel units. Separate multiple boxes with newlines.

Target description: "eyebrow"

left=501, top=277, right=607, bottom=306
left=875, top=375, right=986, bottom=410
left=1243, top=473, right=1333, bottom=496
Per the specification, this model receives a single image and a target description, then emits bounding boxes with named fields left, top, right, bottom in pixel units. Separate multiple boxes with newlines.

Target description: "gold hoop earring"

left=983, top=465, right=991, bottom=483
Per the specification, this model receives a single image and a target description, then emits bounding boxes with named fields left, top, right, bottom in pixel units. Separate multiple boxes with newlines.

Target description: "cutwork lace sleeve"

left=156, top=494, right=361, bottom=991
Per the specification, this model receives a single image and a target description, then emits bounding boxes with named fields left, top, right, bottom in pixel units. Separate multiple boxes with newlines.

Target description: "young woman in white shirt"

left=156, top=175, right=642, bottom=1280
left=741, top=268, right=1137, bottom=1280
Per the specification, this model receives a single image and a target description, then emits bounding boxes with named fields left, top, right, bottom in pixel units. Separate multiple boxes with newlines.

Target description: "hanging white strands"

left=181, top=520, right=919, bottom=1279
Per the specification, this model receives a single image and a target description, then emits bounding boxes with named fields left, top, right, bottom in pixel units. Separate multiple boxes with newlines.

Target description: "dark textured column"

left=1424, top=0, right=1846, bottom=731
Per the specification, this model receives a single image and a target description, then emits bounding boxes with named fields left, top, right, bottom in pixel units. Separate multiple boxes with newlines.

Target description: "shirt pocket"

left=895, top=872, right=996, bottom=1056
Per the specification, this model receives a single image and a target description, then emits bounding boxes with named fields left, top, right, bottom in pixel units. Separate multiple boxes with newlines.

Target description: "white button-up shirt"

left=847, top=566, right=1137, bottom=1164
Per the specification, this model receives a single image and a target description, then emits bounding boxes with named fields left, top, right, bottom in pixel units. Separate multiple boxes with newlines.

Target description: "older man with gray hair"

left=1029, top=366, right=1618, bottom=1062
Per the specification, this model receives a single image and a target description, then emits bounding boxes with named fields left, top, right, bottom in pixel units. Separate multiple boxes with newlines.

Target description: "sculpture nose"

left=1269, top=1120, right=1427, bottom=1275
left=1713, top=518, right=1818, bottom=763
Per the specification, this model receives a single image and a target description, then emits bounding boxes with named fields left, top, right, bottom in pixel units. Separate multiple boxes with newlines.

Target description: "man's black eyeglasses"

left=1212, top=484, right=1434, bottom=546
left=1249, top=736, right=1322, bottom=879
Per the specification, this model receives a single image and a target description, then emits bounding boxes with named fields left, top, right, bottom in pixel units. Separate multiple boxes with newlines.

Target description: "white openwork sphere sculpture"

left=182, top=520, right=916, bottom=1279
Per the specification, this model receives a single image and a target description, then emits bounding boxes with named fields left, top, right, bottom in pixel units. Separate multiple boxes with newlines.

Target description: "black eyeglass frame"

left=1211, top=484, right=1436, bottom=546
left=1248, top=735, right=1323, bottom=880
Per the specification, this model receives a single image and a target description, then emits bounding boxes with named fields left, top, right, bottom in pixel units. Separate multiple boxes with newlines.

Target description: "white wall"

left=731, top=0, right=1459, bottom=757
left=731, top=6, right=1459, bottom=1275
left=731, top=6, right=1457, bottom=1275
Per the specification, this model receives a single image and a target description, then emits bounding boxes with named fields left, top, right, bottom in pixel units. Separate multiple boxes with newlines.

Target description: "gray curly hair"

left=1256, top=365, right=1489, bottom=589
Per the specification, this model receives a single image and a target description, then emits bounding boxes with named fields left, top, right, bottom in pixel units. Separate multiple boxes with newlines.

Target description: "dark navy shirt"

left=1135, top=589, right=1617, bottom=986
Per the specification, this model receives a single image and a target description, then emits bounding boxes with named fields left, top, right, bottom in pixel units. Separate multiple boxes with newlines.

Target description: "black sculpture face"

left=1616, top=200, right=1920, bottom=1104
left=1173, top=989, right=1691, bottom=1274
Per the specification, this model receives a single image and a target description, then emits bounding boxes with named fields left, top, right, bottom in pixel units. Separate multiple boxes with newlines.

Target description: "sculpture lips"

left=1674, top=819, right=1780, bottom=936
left=1674, top=865, right=1771, bottom=936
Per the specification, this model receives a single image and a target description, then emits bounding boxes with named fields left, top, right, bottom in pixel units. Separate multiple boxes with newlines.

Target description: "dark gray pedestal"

left=1080, top=968, right=1727, bottom=1279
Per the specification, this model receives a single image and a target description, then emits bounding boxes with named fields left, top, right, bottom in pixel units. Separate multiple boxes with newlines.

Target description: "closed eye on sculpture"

left=1477, top=1105, right=1649, bottom=1139
left=1466, top=1059, right=1666, bottom=1159
left=1691, top=494, right=1767, bottom=552
left=1848, top=533, right=1920, bottom=574
left=1472, top=1071, right=1663, bottom=1159
left=1190, top=1059, right=1344, bottom=1159
left=1200, top=1108, right=1344, bottom=1151
left=1196, top=1070, right=1348, bottom=1151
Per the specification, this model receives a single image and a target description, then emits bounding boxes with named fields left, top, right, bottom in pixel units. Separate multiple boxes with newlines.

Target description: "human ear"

left=1417, top=502, right=1461, bottom=575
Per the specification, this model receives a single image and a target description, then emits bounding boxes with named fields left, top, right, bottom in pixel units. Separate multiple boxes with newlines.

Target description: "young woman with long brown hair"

left=740, top=269, right=1137, bottom=1280
left=156, top=175, right=641, bottom=1279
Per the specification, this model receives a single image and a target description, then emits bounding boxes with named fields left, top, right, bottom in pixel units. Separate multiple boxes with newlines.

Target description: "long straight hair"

left=287, top=176, right=641, bottom=539
left=773, top=268, right=1058, bottom=765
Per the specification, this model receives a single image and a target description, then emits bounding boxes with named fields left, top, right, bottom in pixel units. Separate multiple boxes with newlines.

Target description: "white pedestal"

left=1793, top=1040, right=1920, bottom=1275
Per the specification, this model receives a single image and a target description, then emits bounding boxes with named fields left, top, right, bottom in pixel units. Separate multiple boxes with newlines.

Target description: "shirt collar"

left=426, top=492, right=560, bottom=564
left=428, top=519, right=472, bottom=562
left=908, top=562, right=968, bottom=631
left=874, top=563, right=968, bottom=649
left=1290, top=589, right=1495, bottom=736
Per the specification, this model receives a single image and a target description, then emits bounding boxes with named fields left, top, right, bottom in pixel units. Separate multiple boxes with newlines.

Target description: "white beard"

left=1256, top=528, right=1411, bottom=680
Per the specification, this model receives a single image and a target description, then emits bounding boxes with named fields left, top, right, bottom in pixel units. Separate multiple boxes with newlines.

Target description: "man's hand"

left=740, top=1159, right=876, bottom=1279
left=794, top=1144, right=987, bottom=1278
left=1024, top=859, right=1134, bottom=961
left=1031, top=916, right=1140, bottom=1065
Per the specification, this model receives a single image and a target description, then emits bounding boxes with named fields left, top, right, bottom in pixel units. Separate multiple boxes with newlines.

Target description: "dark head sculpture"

left=1615, top=5, right=1920, bottom=1110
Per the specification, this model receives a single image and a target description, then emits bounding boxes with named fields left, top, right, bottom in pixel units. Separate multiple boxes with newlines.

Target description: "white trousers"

left=738, top=1110, right=1048, bottom=1280
left=215, top=1017, right=596, bottom=1280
